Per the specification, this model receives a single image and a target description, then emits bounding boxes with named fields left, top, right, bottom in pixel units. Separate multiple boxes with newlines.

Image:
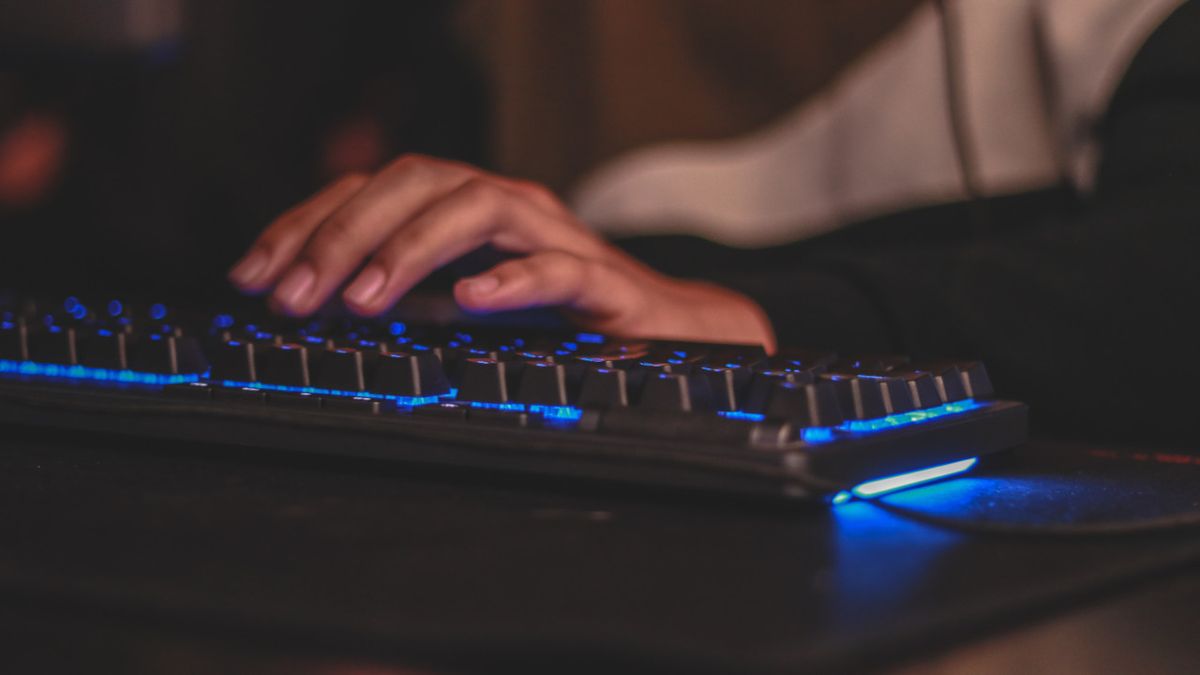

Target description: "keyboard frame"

left=0, top=376, right=1028, bottom=502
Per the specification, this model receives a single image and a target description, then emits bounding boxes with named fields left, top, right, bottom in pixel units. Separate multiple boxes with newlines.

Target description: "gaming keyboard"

left=0, top=295, right=1027, bottom=502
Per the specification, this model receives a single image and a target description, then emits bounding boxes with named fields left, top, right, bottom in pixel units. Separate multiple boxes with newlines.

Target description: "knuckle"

left=305, top=220, right=366, bottom=265
left=336, top=171, right=371, bottom=190
left=369, top=250, right=398, bottom=274
left=316, top=216, right=360, bottom=248
left=517, top=180, right=558, bottom=207
left=459, top=176, right=496, bottom=201
left=537, top=250, right=583, bottom=284
left=385, top=152, right=437, bottom=177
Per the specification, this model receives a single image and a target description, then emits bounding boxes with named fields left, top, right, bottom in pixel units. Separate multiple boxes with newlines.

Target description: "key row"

left=1, top=320, right=206, bottom=374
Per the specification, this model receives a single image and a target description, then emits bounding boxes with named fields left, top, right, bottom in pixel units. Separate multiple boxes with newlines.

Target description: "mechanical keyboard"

left=0, top=294, right=1028, bottom=502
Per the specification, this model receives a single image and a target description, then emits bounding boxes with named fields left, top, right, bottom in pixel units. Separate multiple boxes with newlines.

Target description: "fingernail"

left=228, top=249, right=268, bottom=286
left=344, top=266, right=386, bottom=307
left=461, top=274, right=500, bottom=297
left=273, top=263, right=316, bottom=312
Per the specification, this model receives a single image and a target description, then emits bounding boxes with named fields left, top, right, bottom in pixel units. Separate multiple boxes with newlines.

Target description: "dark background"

left=0, top=0, right=920, bottom=298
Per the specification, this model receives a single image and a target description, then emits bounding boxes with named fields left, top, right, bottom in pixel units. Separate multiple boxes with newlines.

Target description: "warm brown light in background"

left=459, top=0, right=923, bottom=192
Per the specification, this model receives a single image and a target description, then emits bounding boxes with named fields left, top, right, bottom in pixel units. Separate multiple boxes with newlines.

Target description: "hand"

left=228, top=154, right=776, bottom=350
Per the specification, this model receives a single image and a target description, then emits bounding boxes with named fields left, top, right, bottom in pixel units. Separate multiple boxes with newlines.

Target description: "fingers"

left=228, top=172, right=369, bottom=293
left=452, top=250, right=645, bottom=323
left=235, top=154, right=609, bottom=318
left=340, top=177, right=556, bottom=315
left=270, top=157, right=478, bottom=315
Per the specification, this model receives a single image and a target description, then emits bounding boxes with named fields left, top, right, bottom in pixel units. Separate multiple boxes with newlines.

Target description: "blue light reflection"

left=850, top=458, right=979, bottom=499
left=219, top=380, right=442, bottom=408
left=0, top=359, right=200, bottom=385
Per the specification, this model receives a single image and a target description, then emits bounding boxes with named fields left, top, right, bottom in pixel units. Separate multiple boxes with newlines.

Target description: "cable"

left=933, top=0, right=991, bottom=238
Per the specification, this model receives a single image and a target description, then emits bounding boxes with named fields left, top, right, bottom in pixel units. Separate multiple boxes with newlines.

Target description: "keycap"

left=514, top=361, right=577, bottom=406
left=576, top=367, right=630, bottom=408
left=890, top=370, right=942, bottom=409
left=638, top=373, right=714, bottom=413
left=742, top=370, right=815, bottom=413
left=28, top=325, right=78, bottom=365
left=0, top=319, right=29, bottom=361
left=313, top=348, right=366, bottom=391
left=922, top=360, right=994, bottom=399
left=78, top=329, right=129, bottom=370
left=209, top=340, right=258, bottom=382
left=764, top=381, right=844, bottom=427
left=574, top=351, right=645, bottom=369
left=459, top=358, right=522, bottom=403
left=859, top=374, right=917, bottom=414
left=257, top=343, right=311, bottom=387
left=920, top=363, right=968, bottom=403
left=822, top=374, right=888, bottom=420
left=831, top=354, right=910, bottom=373
left=698, top=364, right=753, bottom=411
left=635, top=350, right=705, bottom=376
left=372, top=351, right=451, bottom=397
left=129, top=334, right=208, bottom=375
left=760, top=349, right=837, bottom=374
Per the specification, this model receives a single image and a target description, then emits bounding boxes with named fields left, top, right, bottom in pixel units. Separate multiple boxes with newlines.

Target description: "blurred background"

left=0, top=0, right=920, bottom=299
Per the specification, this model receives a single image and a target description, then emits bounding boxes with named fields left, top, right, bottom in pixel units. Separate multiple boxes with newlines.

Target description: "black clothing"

left=728, top=0, right=1200, bottom=442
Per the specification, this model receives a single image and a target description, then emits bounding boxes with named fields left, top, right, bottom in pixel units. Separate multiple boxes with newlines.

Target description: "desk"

left=1, top=433, right=1197, bottom=673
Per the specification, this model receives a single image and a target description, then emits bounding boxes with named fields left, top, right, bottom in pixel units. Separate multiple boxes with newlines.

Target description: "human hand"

left=228, top=155, right=775, bottom=351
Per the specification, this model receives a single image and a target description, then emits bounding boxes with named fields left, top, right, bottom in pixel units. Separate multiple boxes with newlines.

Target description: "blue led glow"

left=0, top=359, right=201, bottom=385
left=69, top=304, right=88, bottom=320
left=850, top=458, right=979, bottom=498
left=831, top=491, right=853, bottom=505
left=718, top=411, right=766, bottom=422
left=107, top=300, right=123, bottom=317
left=469, top=401, right=526, bottom=412
left=468, top=401, right=584, bottom=420
left=576, top=333, right=604, bottom=344
left=802, top=427, right=836, bottom=444
left=218, top=380, right=442, bottom=407
left=561, top=342, right=578, bottom=352
left=63, top=297, right=80, bottom=313
left=530, top=405, right=584, bottom=420
left=215, top=314, right=234, bottom=328
left=149, top=304, right=168, bottom=320
left=841, top=400, right=984, bottom=433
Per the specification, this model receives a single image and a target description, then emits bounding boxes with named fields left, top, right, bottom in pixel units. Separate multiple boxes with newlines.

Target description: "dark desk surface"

left=1, top=430, right=1198, bottom=674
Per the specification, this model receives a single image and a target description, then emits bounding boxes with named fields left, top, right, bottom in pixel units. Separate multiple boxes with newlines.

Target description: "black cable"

left=901, top=2, right=1200, bottom=537
left=933, top=0, right=991, bottom=238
